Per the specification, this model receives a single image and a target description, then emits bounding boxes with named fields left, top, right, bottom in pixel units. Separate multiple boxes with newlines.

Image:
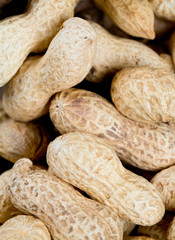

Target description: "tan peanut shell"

left=49, top=88, right=175, bottom=171
left=0, top=215, right=51, bottom=240
left=151, top=165, right=175, bottom=211
left=47, top=132, right=165, bottom=225
left=137, top=212, right=174, bottom=240
left=8, top=158, right=123, bottom=240
left=120, top=218, right=136, bottom=236
left=0, top=100, right=8, bottom=121
left=0, top=117, right=48, bottom=162
left=149, top=0, right=175, bottom=21
left=2, top=17, right=96, bottom=122
left=93, top=0, right=154, bottom=39
left=111, top=67, right=175, bottom=123
left=0, top=169, right=22, bottom=223
left=0, top=0, right=76, bottom=87
left=167, top=217, right=175, bottom=240
left=86, top=22, right=172, bottom=83
left=124, top=237, right=157, bottom=240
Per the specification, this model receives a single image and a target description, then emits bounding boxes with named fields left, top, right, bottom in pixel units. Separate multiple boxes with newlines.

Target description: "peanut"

left=167, top=217, right=175, bottom=240
left=0, top=169, right=22, bottom=223
left=2, top=17, right=96, bottom=122
left=0, top=116, right=49, bottom=163
left=86, top=22, right=173, bottom=83
left=137, top=212, right=174, bottom=240
left=149, top=0, right=175, bottom=22
left=49, top=88, right=175, bottom=171
left=120, top=218, right=136, bottom=236
left=111, top=67, right=175, bottom=123
left=8, top=158, right=123, bottom=240
left=93, top=0, right=155, bottom=39
left=151, top=165, right=175, bottom=211
left=47, top=132, right=165, bottom=225
left=0, top=0, right=76, bottom=87
left=0, top=215, right=51, bottom=240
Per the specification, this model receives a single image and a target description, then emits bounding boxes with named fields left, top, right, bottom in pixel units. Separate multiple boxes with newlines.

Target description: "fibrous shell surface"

left=49, top=88, right=175, bottom=171
left=111, top=67, right=175, bottom=123
left=86, top=22, right=173, bottom=83
left=8, top=158, right=123, bottom=240
left=137, top=212, right=174, bottom=240
left=0, top=169, right=22, bottom=223
left=0, top=118, right=48, bottom=162
left=0, top=215, right=51, bottom=240
left=0, top=0, right=76, bottom=87
left=149, top=0, right=175, bottom=21
left=93, top=0, right=155, bottom=39
left=151, top=165, right=175, bottom=211
left=47, top=132, right=164, bottom=225
left=2, top=17, right=96, bottom=122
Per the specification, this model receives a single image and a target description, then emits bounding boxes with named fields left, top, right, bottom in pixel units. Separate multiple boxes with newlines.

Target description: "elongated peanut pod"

left=47, top=132, right=165, bottom=225
left=111, top=67, right=175, bottom=123
left=49, top=88, right=175, bottom=171
left=0, top=169, right=22, bottom=223
left=0, top=117, right=48, bottom=162
left=0, top=215, right=51, bottom=240
left=167, top=217, right=175, bottom=240
left=149, top=0, right=175, bottom=21
left=3, top=17, right=96, bottom=122
left=0, top=0, right=76, bottom=87
left=93, top=0, right=154, bottom=39
left=86, top=22, right=172, bottom=83
left=151, top=165, right=175, bottom=211
left=8, top=158, right=123, bottom=240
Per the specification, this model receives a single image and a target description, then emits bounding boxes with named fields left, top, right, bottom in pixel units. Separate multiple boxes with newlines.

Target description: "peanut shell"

left=49, top=88, right=175, bottom=171
left=8, top=158, right=123, bottom=240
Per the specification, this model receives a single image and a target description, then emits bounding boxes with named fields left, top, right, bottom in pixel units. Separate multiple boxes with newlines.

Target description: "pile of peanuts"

left=0, top=0, right=175, bottom=239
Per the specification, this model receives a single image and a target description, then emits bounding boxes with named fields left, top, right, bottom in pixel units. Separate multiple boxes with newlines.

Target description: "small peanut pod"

left=0, top=215, right=51, bottom=240
left=137, top=212, right=174, bottom=240
left=86, top=22, right=172, bottom=83
left=111, top=67, right=175, bottom=123
left=0, top=0, right=76, bottom=87
left=0, top=169, right=22, bottom=223
left=124, top=237, right=157, bottom=240
left=47, top=132, right=165, bottom=225
left=151, top=165, right=175, bottom=211
left=0, top=117, right=48, bottom=162
left=3, top=17, right=96, bottom=122
left=149, top=0, right=175, bottom=22
left=49, top=88, right=175, bottom=171
left=8, top=158, right=123, bottom=240
left=167, top=217, right=175, bottom=240
left=93, top=0, right=155, bottom=39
